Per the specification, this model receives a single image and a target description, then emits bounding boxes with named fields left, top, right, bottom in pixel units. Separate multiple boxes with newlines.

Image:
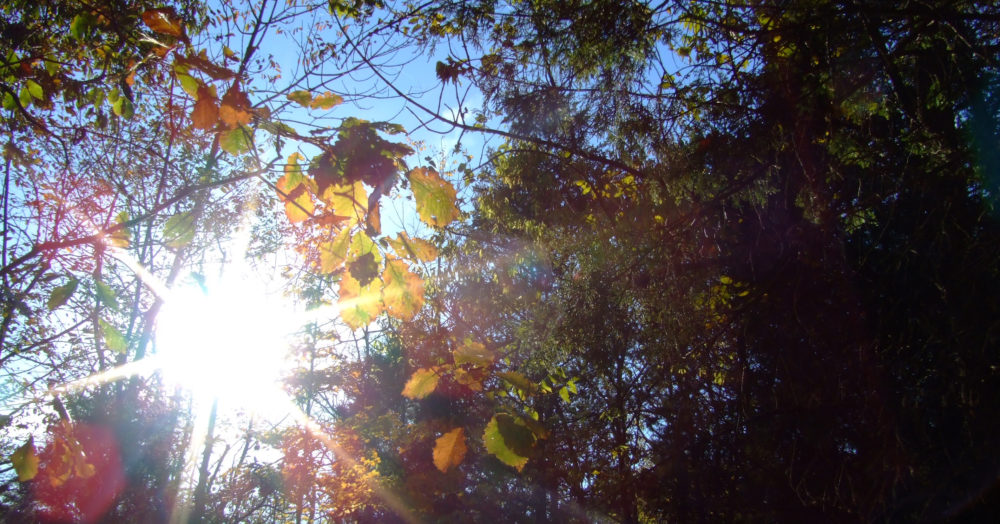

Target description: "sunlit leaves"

left=311, top=92, right=343, bottom=110
left=287, top=91, right=312, bottom=106
left=163, top=211, right=196, bottom=248
left=141, top=8, right=185, bottom=37
left=191, top=94, right=218, bottom=130
left=219, top=85, right=253, bottom=128
left=432, top=428, right=467, bottom=473
left=338, top=271, right=382, bottom=330
left=401, top=367, right=439, bottom=399
left=48, top=279, right=78, bottom=311
left=276, top=153, right=315, bottom=223
left=10, top=437, right=39, bottom=482
left=382, top=260, right=424, bottom=320
left=220, top=126, right=253, bottom=155
left=99, top=319, right=127, bottom=354
left=94, top=280, right=119, bottom=311
left=388, top=232, right=438, bottom=263
left=498, top=371, right=537, bottom=394
left=483, top=415, right=531, bottom=471
left=348, top=253, right=379, bottom=287
left=70, top=13, right=98, bottom=41
left=319, top=228, right=351, bottom=272
left=322, top=181, right=367, bottom=222
left=408, top=167, right=459, bottom=228
left=453, top=340, right=493, bottom=367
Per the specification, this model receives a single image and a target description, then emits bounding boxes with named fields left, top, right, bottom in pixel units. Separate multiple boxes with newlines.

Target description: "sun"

left=155, top=267, right=299, bottom=416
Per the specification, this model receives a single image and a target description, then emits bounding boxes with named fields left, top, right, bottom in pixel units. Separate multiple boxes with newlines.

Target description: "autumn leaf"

left=219, top=84, right=252, bottom=128
left=191, top=96, right=218, bottom=130
left=319, top=228, right=351, bottom=273
left=388, top=232, right=438, bottom=263
left=382, top=260, right=424, bottom=320
left=453, top=339, right=493, bottom=367
left=311, top=91, right=344, bottom=110
left=408, top=167, right=459, bottom=228
left=433, top=428, right=467, bottom=473
left=276, top=161, right=315, bottom=223
left=142, top=8, right=184, bottom=37
left=453, top=368, right=484, bottom=391
left=220, top=126, right=253, bottom=155
left=347, top=252, right=379, bottom=287
left=321, top=181, right=368, bottom=222
left=401, top=367, right=439, bottom=399
left=48, top=278, right=78, bottom=310
left=338, top=271, right=383, bottom=330
left=287, top=90, right=312, bottom=106
left=483, top=415, right=529, bottom=471
left=498, top=371, right=538, bottom=394
left=10, top=437, right=39, bottom=481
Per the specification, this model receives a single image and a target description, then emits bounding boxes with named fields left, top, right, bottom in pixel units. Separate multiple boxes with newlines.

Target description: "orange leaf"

left=190, top=96, right=218, bottom=130
left=433, top=428, right=467, bottom=473
left=142, top=8, right=184, bottom=37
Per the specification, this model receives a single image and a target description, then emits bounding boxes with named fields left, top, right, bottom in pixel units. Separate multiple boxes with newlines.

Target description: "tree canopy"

left=2, top=0, right=1000, bottom=522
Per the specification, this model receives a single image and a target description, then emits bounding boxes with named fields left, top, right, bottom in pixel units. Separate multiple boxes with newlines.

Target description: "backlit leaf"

left=402, top=367, right=439, bottom=399
left=191, top=96, right=218, bottom=130
left=499, top=371, right=538, bottom=394
left=495, top=413, right=537, bottom=457
left=287, top=90, right=312, bottom=106
left=483, top=415, right=529, bottom=471
left=10, top=437, right=38, bottom=482
left=322, top=181, right=368, bottom=222
left=433, top=427, right=467, bottom=473
left=382, top=259, right=424, bottom=320
left=95, top=280, right=119, bottom=311
left=48, top=279, right=78, bottom=310
left=276, top=171, right=314, bottom=223
left=25, top=80, right=43, bottom=100
left=347, top=252, right=379, bottom=287
left=311, top=91, right=344, bottom=110
left=70, top=13, right=97, bottom=41
left=388, top=232, right=438, bottom=263
left=338, top=271, right=382, bottom=330
left=99, top=319, right=127, bottom=354
left=220, top=126, right=252, bottom=155
left=142, top=8, right=184, bottom=37
left=319, top=228, right=351, bottom=273
left=163, top=211, right=196, bottom=248
left=408, top=167, right=459, bottom=228
left=453, top=339, right=493, bottom=367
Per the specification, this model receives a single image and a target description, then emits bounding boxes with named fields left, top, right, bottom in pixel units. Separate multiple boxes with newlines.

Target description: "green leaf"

left=112, top=97, right=134, bottom=119
left=70, top=13, right=97, bottom=41
left=48, top=279, right=79, bottom=310
left=163, top=211, right=196, bottom=248
left=496, top=413, right=537, bottom=457
left=483, top=415, right=529, bottom=471
left=25, top=80, right=43, bottom=101
left=287, top=90, right=312, bottom=106
left=401, top=367, right=439, bottom=399
left=219, top=126, right=252, bottom=155
left=408, top=167, right=459, bottom=228
left=559, top=386, right=570, bottom=403
left=99, top=318, right=127, bottom=354
left=95, top=280, right=119, bottom=310
left=176, top=73, right=200, bottom=98
left=10, top=437, right=38, bottom=482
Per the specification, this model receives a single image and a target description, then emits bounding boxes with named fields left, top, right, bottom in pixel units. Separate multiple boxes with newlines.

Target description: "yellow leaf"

left=408, top=167, right=459, bottom=228
left=338, top=271, right=382, bottom=330
left=322, top=181, right=367, bottom=222
left=319, top=228, right=351, bottom=273
left=10, top=437, right=39, bottom=482
left=401, top=367, right=439, bottom=399
left=433, top=427, right=467, bottom=473
left=382, top=260, right=424, bottom=320
left=276, top=171, right=314, bottom=223
left=310, top=91, right=344, bottom=110
left=453, top=339, right=493, bottom=367
left=388, top=232, right=438, bottom=263
left=453, top=368, right=483, bottom=391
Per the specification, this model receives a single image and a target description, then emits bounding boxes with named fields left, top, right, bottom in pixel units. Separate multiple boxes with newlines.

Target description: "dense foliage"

left=2, top=0, right=999, bottom=522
